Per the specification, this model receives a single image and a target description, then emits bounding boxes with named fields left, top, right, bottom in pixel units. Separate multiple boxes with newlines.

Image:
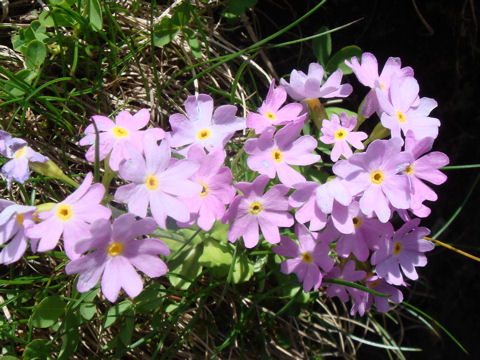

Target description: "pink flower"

left=371, top=218, right=434, bottom=285
left=115, top=135, right=202, bottom=228
left=333, top=139, right=412, bottom=223
left=0, top=201, right=36, bottom=265
left=177, top=145, right=236, bottom=231
left=1, top=138, right=48, bottom=188
left=26, top=173, right=111, bottom=260
left=223, top=174, right=294, bottom=248
left=345, top=53, right=414, bottom=117
left=280, top=63, right=352, bottom=101
left=168, top=94, right=245, bottom=155
left=320, top=112, right=367, bottom=162
left=273, top=224, right=334, bottom=292
left=324, top=260, right=366, bottom=303
left=403, top=132, right=449, bottom=217
left=245, top=122, right=320, bottom=187
left=79, top=109, right=163, bottom=171
left=289, top=182, right=327, bottom=231
left=246, top=79, right=306, bottom=134
left=65, top=213, right=170, bottom=302
left=376, top=76, right=440, bottom=140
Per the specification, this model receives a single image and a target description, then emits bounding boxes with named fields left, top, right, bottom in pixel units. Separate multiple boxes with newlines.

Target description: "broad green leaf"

left=171, top=2, right=190, bottom=27
left=25, top=40, right=47, bottom=69
left=88, top=0, right=103, bottom=31
left=208, top=221, right=229, bottom=243
left=38, top=9, right=77, bottom=27
left=325, top=45, right=362, bottom=75
left=198, top=238, right=233, bottom=267
left=312, top=26, right=331, bottom=66
left=58, top=312, right=81, bottom=360
left=104, top=300, right=132, bottom=328
left=325, top=106, right=358, bottom=119
left=1, top=356, right=20, bottom=360
left=182, top=28, right=202, bottom=58
left=231, top=255, right=254, bottom=283
left=134, top=283, right=164, bottom=313
left=119, top=310, right=135, bottom=345
left=30, top=295, right=66, bottom=328
left=168, top=245, right=203, bottom=290
left=79, top=287, right=98, bottom=320
left=152, top=17, right=179, bottom=48
left=23, top=339, right=53, bottom=360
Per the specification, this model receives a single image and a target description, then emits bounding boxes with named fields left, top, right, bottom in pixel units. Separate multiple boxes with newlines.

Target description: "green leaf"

left=23, top=339, right=52, bottom=360
left=198, top=238, right=233, bottom=267
left=88, top=0, right=103, bottom=31
left=325, top=106, right=358, bottom=119
left=134, top=283, right=164, bottom=313
left=119, top=310, right=135, bottom=345
left=79, top=287, right=98, bottom=320
left=231, top=256, right=254, bottom=283
left=224, top=0, right=257, bottom=18
left=325, top=45, right=362, bottom=75
left=58, top=312, right=81, bottom=360
left=171, top=2, right=190, bottom=27
left=312, top=26, right=331, bottom=66
left=168, top=245, right=203, bottom=290
left=104, top=300, right=132, bottom=328
left=30, top=295, right=66, bottom=328
left=182, top=28, right=202, bottom=58
left=25, top=40, right=47, bottom=69
left=38, top=9, right=76, bottom=27
left=152, top=17, right=179, bottom=48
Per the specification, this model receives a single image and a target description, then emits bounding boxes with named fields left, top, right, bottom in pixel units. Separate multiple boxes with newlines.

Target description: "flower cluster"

left=0, top=52, right=448, bottom=315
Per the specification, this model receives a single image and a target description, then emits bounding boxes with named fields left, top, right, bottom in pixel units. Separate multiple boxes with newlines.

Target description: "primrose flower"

left=403, top=132, right=449, bottom=217
left=65, top=214, right=170, bottom=302
left=324, top=260, right=366, bottom=303
left=320, top=112, right=367, bottom=162
left=333, top=138, right=412, bottom=223
left=345, top=53, right=414, bottom=117
left=0, top=201, right=36, bottom=265
left=178, top=145, right=236, bottom=231
left=273, top=224, right=334, bottom=292
left=223, top=174, right=294, bottom=248
left=115, top=135, right=202, bottom=228
left=245, top=122, right=320, bottom=187
left=246, top=79, right=306, bottom=134
left=350, top=275, right=403, bottom=316
left=280, top=62, right=352, bottom=102
left=168, top=94, right=245, bottom=155
left=0, top=130, right=11, bottom=156
left=371, top=218, right=434, bottom=285
left=1, top=138, right=48, bottom=188
left=26, top=172, right=111, bottom=260
left=376, top=76, right=440, bottom=140
left=79, top=108, right=162, bottom=171
left=289, top=182, right=327, bottom=231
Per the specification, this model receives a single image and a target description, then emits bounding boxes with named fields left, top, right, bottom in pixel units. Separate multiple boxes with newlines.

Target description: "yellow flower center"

left=380, top=83, right=386, bottom=90
left=404, top=164, right=414, bottom=175
left=393, top=241, right=402, bottom=255
left=199, top=182, right=209, bottom=197
left=145, top=174, right=159, bottom=191
left=301, top=252, right=313, bottom=264
left=16, top=214, right=24, bottom=227
left=107, top=242, right=124, bottom=257
left=112, top=126, right=129, bottom=138
left=265, top=111, right=276, bottom=121
left=249, top=201, right=263, bottom=215
left=396, top=110, right=406, bottom=123
left=272, top=149, right=283, bottom=162
left=197, top=129, right=211, bottom=140
left=334, top=128, right=347, bottom=140
left=15, top=147, right=27, bottom=159
left=370, top=169, right=385, bottom=185
left=352, top=217, right=362, bottom=228
left=56, top=204, right=73, bottom=221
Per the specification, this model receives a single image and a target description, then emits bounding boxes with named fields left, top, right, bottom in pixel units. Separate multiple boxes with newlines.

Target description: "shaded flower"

left=273, top=224, right=334, bottom=292
left=65, top=213, right=170, bottom=302
left=324, top=260, right=366, bottom=303
left=26, top=172, right=111, bottom=260
left=0, top=200, right=36, bottom=265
